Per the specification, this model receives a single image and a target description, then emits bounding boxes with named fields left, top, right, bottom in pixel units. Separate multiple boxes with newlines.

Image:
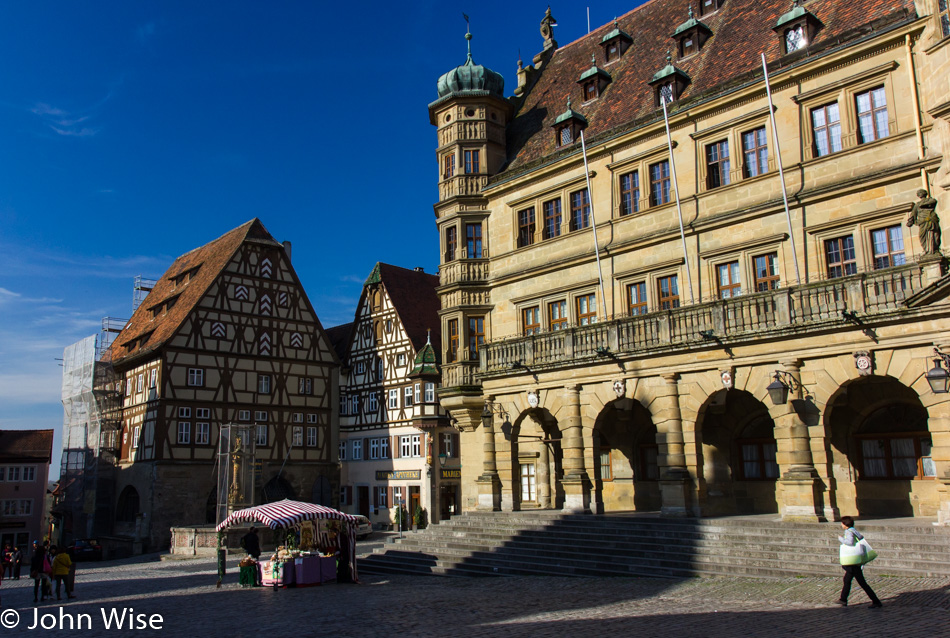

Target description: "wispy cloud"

left=29, top=88, right=117, bottom=138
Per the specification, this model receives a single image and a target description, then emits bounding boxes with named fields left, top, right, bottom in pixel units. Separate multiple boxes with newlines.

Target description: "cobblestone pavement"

left=0, top=550, right=946, bottom=637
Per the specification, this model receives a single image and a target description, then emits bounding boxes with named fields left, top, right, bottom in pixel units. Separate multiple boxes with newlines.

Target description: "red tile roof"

left=0, top=429, right=54, bottom=463
left=377, top=264, right=442, bottom=355
left=501, top=0, right=917, bottom=177
left=109, top=219, right=283, bottom=366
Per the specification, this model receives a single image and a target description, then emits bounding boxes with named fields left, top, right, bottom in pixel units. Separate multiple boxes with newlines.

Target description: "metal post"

left=761, top=53, right=802, bottom=285
left=661, top=98, right=696, bottom=305
left=579, top=129, right=610, bottom=322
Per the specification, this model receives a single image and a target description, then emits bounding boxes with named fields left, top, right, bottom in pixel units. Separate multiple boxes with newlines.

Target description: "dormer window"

left=577, top=56, right=611, bottom=103
left=600, top=20, right=633, bottom=64
left=683, top=37, right=696, bottom=56
left=672, top=7, right=712, bottom=58
left=584, top=80, right=598, bottom=101
left=699, top=0, right=724, bottom=16
left=773, top=2, right=822, bottom=55
left=649, top=53, right=691, bottom=108
left=659, top=83, right=674, bottom=105
left=552, top=97, right=588, bottom=148
left=558, top=125, right=573, bottom=146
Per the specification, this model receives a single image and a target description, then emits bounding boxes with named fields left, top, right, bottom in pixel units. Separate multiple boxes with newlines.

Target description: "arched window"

left=116, top=486, right=140, bottom=523
left=263, top=476, right=297, bottom=503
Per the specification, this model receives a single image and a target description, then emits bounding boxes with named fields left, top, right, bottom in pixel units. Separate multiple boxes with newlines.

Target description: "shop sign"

left=375, top=470, right=421, bottom=480
left=440, top=469, right=461, bottom=479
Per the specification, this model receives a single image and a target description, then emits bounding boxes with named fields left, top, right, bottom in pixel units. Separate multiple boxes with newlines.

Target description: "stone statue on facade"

left=907, top=189, right=941, bottom=255
left=228, top=435, right=245, bottom=505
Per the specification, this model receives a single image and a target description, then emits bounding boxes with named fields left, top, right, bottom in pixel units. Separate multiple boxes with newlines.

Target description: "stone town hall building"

left=430, top=0, right=950, bottom=523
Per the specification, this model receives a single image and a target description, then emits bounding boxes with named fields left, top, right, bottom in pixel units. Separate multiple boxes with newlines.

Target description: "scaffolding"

left=216, top=424, right=257, bottom=525
left=58, top=319, right=125, bottom=542
left=132, top=276, right=157, bottom=312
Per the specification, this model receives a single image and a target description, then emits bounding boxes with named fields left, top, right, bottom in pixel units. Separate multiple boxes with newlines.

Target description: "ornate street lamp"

left=926, top=349, right=950, bottom=394
left=766, top=371, right=791, bottom=405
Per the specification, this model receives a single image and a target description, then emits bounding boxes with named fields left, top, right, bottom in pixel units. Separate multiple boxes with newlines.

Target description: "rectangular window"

left=307, top=413, right=317, bottom=423
left=627, top=282, right=648, bottom=316
left=255, top=410, right=267, bottom=422
left=0, top=467, right=4, bottom=481
left=22, top=467, right=35, bottom=482
left=522, top=306, right=540, bottom=335
left=600, top=449, right=612, bottom=481
left=856, top=87, right=889, bottom=143
left=256, top=424, right=268, bottom=446
left=404, top=386, right=413, bottom=407
left=640, top=444, right=660, bottom=480
left=447, top=319, right=459, bottom=363
left=368, top=392, right=378, bottom=413
left=658, top=275, right=680, bottom=310
left=576, top=293, right=597, bottom=325
left=239, top=409, right=250, bottom=421
left=468, top=317, right=485, bottom=360
left=352, top=439, right=362, bottom=460
left=705, top=140, right=731, bottom=189
left=19, top=500, right=32, bottom=516
left=351, top=395, right=360, bottom=415
left=717, top=261, right=741, bottom=298
left=411, top=434, right=421, bottom=457
left=7, top=467, right=18, bottom=482
left=442, top=153, right=455, bottom=179
left=196, top=422, right=210, bottom=445
left=466, top=223, right=482, bottom=258
left=388, top=389, right=399, bottom=409
left=293, top=413, right=304, bottom=423
left=549, top=300, right=568, bottom=331
left=753, top=253, right=780, bottom=291
left=941, top=0, right=950, bottom=38
left=148, top=369, right=157, bottom=388
left=307, top=427, right=317, bottom=447
left=742, top=127, right=768, bottom=177
left=179, top=407, right=191, bottom=419
left=340, top=394, right=347, bottom=415
left=425, top=382, right=435, bottom=403
left=356, top=361, right=365, bottom=374
left=619, top=171, right=640, bottom=216
left=825, top=236, right=857, bottom=279
left=517, top=207, right=536, bottom=248
left=871, top=225, right=905, bottom=269
left=187, top=368, right=204, bottom=387
left=583, top=80, right=597, bottom=101
left=811, top=103, right=842, bottom=157
left=400, top=436, right=412, bottom=458
left=569, top=189, right=591, bottom=231
left=196, top=408, right=210, bottom=419
left=605, top=40, right=620, bottom=62
left=414, top=383, right=421, bottom=404
left=339, top=441, right=346, bottom=461
left=464, top=149, right=480, bottom=174
left=377, top=486, right=388, bottom=508
left=542, top=199, right=562, bottom=239
left=441, top=432, right=455, bottom=458
left=132, top=426, right=141, bottom=449
left=370, top=438, right=380, bottom=459
left=292, top=427, right=303, bottom=447
left=649, top=160, right=671, bottom=206
left=258, top=375, right=271, bottom=394
left=520, top=463, right=537, bottom=502
left=380, top=436, right=390, bottom=459
left=445, top=226, right=457, bottom=262
left=861, top=436, right=934, bottom=479
left=299, top=378, right=313, bottom=395
left=136, top=374, right=143, bottom=393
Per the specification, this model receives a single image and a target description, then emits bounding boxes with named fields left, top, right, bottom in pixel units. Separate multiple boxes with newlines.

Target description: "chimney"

left=282, top=241, right=292, bottom=262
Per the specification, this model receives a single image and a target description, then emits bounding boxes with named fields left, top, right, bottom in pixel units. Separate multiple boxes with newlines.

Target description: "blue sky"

left=0, top=1, right=641, bottom=470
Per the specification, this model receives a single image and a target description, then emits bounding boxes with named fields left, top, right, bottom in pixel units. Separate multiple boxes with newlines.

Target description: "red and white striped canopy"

left=216, top=499, right=358, bottom=531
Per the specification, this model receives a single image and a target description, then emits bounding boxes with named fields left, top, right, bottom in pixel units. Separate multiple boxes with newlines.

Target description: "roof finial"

left=463, top=12, right=473, bottom=61
left=426, top=329, right=431, bottom=345
left=591, top=53, right=597, bottom=67
left=666, top=50, right=673, bottom=65
left=518, top=48, right=523, bottom=70
left=566, top=95, right=572, bottom=110
left=688, top=4, right=694, bottom=19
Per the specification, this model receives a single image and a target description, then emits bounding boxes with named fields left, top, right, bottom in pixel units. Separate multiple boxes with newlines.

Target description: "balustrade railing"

left=439, top=260, right=490, bottom=287
left=476, top=264, right=925, bottom=377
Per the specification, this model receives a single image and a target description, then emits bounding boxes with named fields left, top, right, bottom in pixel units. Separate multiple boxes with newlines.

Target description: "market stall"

left=215, top=499, right=360, bottom=587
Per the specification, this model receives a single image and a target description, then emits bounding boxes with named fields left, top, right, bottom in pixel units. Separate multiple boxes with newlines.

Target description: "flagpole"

left=661, top=98, right=696, bottom=305
left=761, top=53, right=802, bottom=285
left=579, top=129, right=609, bottom=322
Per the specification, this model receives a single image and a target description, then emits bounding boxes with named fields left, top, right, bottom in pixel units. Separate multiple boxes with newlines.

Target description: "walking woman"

left=29, top=542, right=50, bottom=604
left=836, top=516, right=883, bottom=608
left=50, top=546, right=75, bottom=600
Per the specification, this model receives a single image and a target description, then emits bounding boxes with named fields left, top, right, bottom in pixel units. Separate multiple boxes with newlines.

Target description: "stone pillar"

left=657, top=373, right=693, bottom=517
left=538, top=435, right=552, bottom=509
left=773, top=360, right=826, bottom=522
left=475, top=399, right=502, bottom=511
left=560, top=385, right=590, bottom=513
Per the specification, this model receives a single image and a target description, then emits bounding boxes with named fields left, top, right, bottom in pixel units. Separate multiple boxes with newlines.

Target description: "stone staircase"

left=358, top=511, right=950, bottom=579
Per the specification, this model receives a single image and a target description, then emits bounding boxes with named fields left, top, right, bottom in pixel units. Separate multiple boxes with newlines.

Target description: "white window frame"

left=187, top=368, right=204, bottom=387
left=307, top=426, right=317, bottom=447
left=178, top=422, right=191, bottom=444
left=132, top=426, right=141, bottom=449
left=196, top=408, right=210, bottom=419
left=368, top=392, right=378, bottom=413
left=148, top=368, right=157, bottom=388
left=239, top=409, right=250, bottom=421
left=299, top=377, right=313, bottom=395
left=19, top=499, right=33, bottom=516
left=256, top=424, right=268, bottom=446
left=293, top=413, right=304, bottom=423
left=400, top=436, right=411, bottom=458
left=380, top=437, right=390, bottom=459
left=414, top=383, right=421, bottom=404
left=377, top=486, right=388, bottom=508
left=255, top=410, right=268, bottom=422
left=411, top=434, right=421, bottom=457
left=404, top=386, right=413, bottom=407
left=339, top=441, right=347, bottom=461
left=196, top=422, right=210, bottom=445
left=356, top=361, right=366, bottom=375
left=397, top=353, right=406, bottom=366
left=178, top=407, right=191, bottom=418
left=258, top=375, right=271, bottom=394
left=293, top=426, right=303, bottom=447
left=136, top=374, right=144, bottom=393
left=424, top=382, right=435, bottom=403
left=442, top=432, right=454, bottom=458
left=370, top=438, right=380, bottom=460
left=388, top=388, right=399, bottom=409
left=7, top=467, right=19, bottom=482
left=307, top=413, right=317, bottom=424
left=352, top=439, right=363, bottom=460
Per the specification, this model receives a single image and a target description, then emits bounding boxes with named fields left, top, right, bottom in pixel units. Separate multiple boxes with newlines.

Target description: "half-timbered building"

left=336, top=263, right=457, bottom=528
left=106, top=219, right=340, bottom=549
left=431, top=1, right=950, bottom=524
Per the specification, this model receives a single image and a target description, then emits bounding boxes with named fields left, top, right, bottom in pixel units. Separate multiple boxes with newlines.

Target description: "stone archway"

left=262, top=476, right=297, bottom=503
left=825, top=376, right=934, bottom=517
left=697, top=389, right=779, bottom=516
left=115, top=485, right=140, bottom=523
left=591, top=397, right=660, bottom=513
left=506, top=409, right=563, bottom=510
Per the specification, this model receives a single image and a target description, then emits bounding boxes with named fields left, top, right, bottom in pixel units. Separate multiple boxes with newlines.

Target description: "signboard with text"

left=375, top=470, right=422, bottom=481
left=440, top=469, right=461, bottom=479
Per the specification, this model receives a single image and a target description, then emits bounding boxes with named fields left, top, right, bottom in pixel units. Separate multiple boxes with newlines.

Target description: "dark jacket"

left=29, top=548, right=46, bottom=573
left=241, top=530, right=261, bottom=558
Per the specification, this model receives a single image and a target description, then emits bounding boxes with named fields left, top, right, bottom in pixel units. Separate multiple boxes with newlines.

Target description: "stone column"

left=560, top=385, right=590, bottom=513
left=772, top=360, right=826, bottom=522
left=657, top=373, right=693, bottom=517
left=538, top=434, right=552, bottom=509
left=475, top=398, right=501, bottom=511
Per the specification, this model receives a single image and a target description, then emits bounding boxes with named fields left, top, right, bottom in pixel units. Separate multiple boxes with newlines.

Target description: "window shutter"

left=345, top=486, right=352, bottom=505
left=373, top=486, right=380, bottom=508
left=387, top=486, right=394, bottom=507
left=452, top=432, right=460, bottom=458
left=438, top=433, right=446, bottom=456
left=392, top=435, right=399, bottom=459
